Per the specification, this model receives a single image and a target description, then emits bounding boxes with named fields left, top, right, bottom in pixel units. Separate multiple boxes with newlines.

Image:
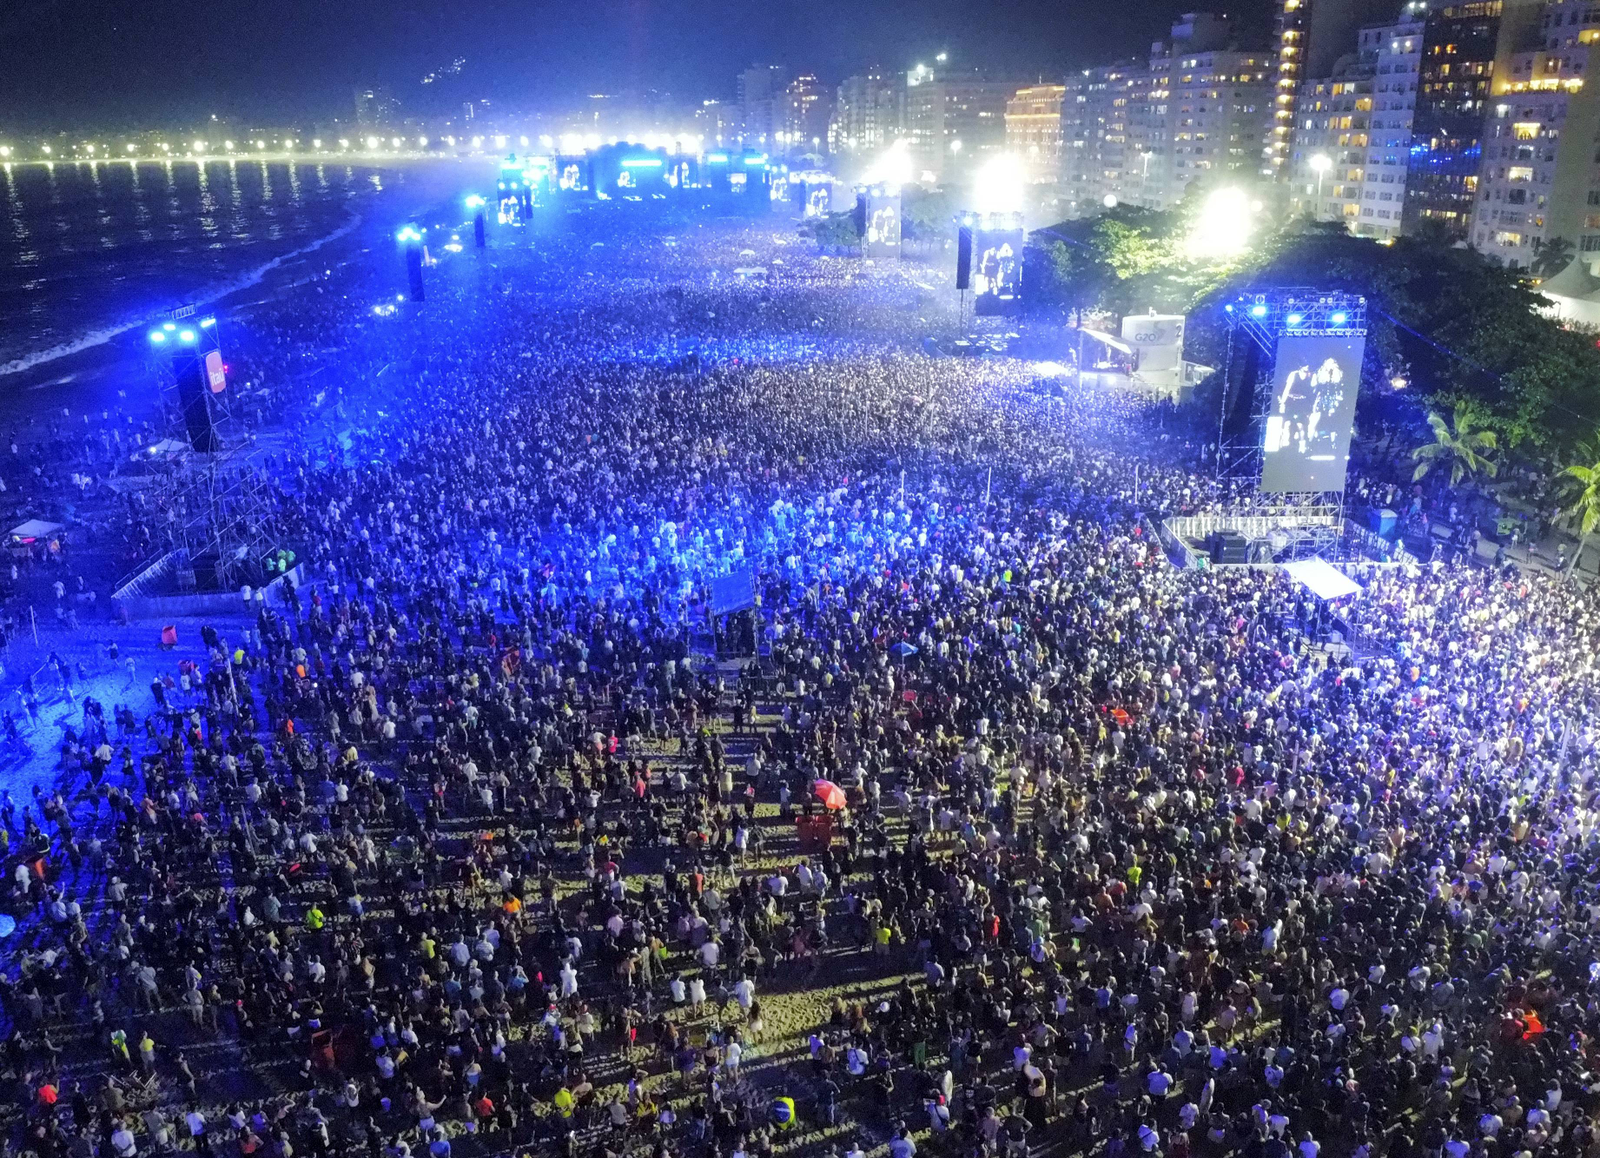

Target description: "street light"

left=1309, top=153, right=1332, bottom=213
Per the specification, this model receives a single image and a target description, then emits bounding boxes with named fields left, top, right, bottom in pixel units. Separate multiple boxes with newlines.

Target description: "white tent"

left=1281, top=557, right=1362, bottom=601
left=8, top=519, right=64, bottom=545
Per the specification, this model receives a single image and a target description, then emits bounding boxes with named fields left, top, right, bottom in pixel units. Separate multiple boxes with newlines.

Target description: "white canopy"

left=1281, top=557, right=1362, bottom=601
left=8, top=519, right=64, bottom=542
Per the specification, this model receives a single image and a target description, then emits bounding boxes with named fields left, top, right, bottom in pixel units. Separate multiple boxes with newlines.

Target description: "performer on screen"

left=1274, top=356, right=1346, bottom=455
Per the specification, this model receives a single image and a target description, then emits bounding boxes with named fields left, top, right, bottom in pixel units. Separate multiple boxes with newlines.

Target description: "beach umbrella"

left=889, top=641, right=918, bottom=657
left=813, top=779, right=847, bottom=810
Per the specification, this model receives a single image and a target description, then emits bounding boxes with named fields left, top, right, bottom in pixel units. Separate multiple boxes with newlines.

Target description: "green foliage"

left=1024, top=183, right=1600, bottom=454
left=810, top=212, right=860, bottom=250
left=1532, top=236, right=1576, bottom=280
left=901, top=187, right=959, bottom=241
left=1411, top=403, right=1498, bottom=486
left=1561, top=434, right=1600, bottom=535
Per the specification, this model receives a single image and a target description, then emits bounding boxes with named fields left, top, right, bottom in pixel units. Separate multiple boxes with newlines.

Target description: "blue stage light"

left=1250, top=304, right=1268, bottom=318
left=179, top=329, right=196, bottom=343
left=199, top=317, right=215, bottom=328
left=162, top=322, right=176, bottom=331
left=1286, top=313, right=1303, bottom=326
left=1330, top=311, right=1347, bottom=325
left=149, top=330, right=166, bottom=344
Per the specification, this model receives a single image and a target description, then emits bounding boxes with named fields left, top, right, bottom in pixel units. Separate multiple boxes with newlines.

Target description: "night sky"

left=0, top=0, right=1269, bottom=130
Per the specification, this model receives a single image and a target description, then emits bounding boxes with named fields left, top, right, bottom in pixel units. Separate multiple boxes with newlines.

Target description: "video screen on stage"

left=864, top=191, right=900, bottom=261
left=974, top=228, right=1023, bottom=315
left=1260, top=334, right=1365, bottom=493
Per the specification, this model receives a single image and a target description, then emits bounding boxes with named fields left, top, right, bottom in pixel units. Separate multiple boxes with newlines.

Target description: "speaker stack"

left=1209, top=531, right=1249, bottom=565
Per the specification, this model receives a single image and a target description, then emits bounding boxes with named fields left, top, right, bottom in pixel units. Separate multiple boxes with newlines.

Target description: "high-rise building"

left=830, top=71, right=903, bottom=156
left=1404, top=0, right=1543, bottom=236
left=1357, top=13, right=1424, bottom=236
left=1159, top=45, right=1273, bottom=205
left=1062, top=15, right=1268, bottom=213
left=355, top=87, right=398, bottom=128
left=1266, top=0, right=1398, bottom=175
left=1006, top=84, right=1067, bottom=183
left=1059, top=64, right=1147, bottom=213
left=1290, top=73, right=1376, bottom=227
left=904, top=65, right=1014, bottom=182
left=694, top=99, right=743, bottom=148
left=738, top=64, right=792, bottom=148
left=1289, top=10, right=1422, bottom=238
left=782, top=73, right=832, bottom=155
left=1471, top=0, right=1600, bottom=268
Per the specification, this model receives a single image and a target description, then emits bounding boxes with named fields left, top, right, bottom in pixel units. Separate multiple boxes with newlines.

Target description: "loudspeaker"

left=473, top=210, right=486, bottom=248
left=173, top=352, right=220, bottom=452
left=405, top=243, right=425, bottom=302
left=853, top=193, right=867, bottom=238
left=956, top=225, right=973, bottom=290
left=1211, top=531, right=1248, bottom=565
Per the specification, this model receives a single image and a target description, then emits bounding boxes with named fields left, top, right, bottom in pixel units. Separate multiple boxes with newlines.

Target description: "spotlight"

left=1250, top=304, right=1268, bottom=318
left=1330, top=311, right=1347, bottom=325
left=1285, top=313, right=1303, bottom=326
left=179, top=329, right=196, bottom=343
left=149, top=330, right=166, bottom=344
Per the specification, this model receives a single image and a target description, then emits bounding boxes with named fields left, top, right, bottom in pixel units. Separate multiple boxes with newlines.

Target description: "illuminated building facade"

left=1471, top=0, right=1600, bottom=267
left=904, top=67, right=1013, bottom=183
left=1005, top=83, right=1067, bottom=183
left=1289, top=11, right=1422, bottom=238
left=830, top=71, right=903, bottom=156
left=1267, top=0, right=1396, bottom=175
left=782, top=73, right=832, bottom=155
left=1062, top=15, right=1268, bottom=213
left=1404, top=0, right=1542, bottom=236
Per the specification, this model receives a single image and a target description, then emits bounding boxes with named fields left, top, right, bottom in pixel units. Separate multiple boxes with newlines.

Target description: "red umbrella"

left=812, top=779, right=847, bottom=810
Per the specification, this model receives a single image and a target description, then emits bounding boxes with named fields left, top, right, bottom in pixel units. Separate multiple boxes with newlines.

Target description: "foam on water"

left=0, top=211, right=363, bottom=380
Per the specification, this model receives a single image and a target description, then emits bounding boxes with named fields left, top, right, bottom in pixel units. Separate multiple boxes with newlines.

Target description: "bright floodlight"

left=179, top=329, right=196, bottom=343
left=465, top=195, right=486, bottom=208
left=1330, top=311, right=1348, bottom=325
left=863, top=140, right=913, bottom=190
left=1250, top=304, right=1268, bottom=318
left=1309, top=153, right=1333, bottom=174
left=973, top=154, right=1026, bottom=215
left=397, top=225, right=424, bottom=242
left=1186, top=186, right=1256, bottom=262
left=1102, top=194, right=1118, bottom=209
left=149, top=330, right=166, bottom=344
left=1286, top=313, right=1303, bottom=326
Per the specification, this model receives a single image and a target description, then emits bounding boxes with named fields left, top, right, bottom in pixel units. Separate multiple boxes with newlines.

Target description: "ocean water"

left=0, top=160, right=408, bottom=376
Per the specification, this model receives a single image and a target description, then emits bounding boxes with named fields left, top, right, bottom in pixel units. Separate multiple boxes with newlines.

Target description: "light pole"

left=1310, top=153, right=1332, bottom=217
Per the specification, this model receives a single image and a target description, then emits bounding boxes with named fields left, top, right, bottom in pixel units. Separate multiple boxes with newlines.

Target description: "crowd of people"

left=0, top=206, right=1596, bottom=1158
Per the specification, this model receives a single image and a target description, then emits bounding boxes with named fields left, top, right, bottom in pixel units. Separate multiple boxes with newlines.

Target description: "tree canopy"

left=1025, top=187, right=1600, bottom=453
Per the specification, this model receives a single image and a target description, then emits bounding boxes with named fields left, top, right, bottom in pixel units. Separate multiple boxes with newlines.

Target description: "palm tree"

left=1560, top=436, right=1600, bottom=574
left=1412, top=404, right=1498, bottom=486
left=1532, top=236, right=1576, bottom=280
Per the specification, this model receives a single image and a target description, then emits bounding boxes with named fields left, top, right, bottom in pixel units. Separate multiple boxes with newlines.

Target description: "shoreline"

left=0, top=160, right=494, bottom=421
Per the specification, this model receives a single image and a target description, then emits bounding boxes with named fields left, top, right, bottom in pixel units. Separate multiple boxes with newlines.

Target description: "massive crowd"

left=0, top=207, right=1597, bottom=1158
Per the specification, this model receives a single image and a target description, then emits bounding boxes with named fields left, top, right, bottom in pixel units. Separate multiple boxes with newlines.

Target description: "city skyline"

left=0, top=0, right=1258, bottom=131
